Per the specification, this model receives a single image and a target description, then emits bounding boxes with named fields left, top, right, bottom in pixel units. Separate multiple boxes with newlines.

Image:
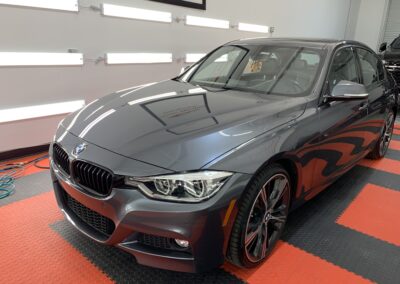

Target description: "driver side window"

left=328, top=48, right=358, bottom=93
left=356, top=48, right=381, bottom=87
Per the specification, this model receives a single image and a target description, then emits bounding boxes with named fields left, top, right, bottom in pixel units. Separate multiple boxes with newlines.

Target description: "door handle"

left=358, top=102, right=368, bottom=111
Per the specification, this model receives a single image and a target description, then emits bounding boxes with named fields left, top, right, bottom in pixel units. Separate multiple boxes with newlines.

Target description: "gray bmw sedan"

left=50, top=38, right=399, bottom=272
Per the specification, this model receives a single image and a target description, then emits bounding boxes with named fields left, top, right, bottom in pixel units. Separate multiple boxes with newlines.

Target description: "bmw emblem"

left=73, top=143, right=87, bottom=156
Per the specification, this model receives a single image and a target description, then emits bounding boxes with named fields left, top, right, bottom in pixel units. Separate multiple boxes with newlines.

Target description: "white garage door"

left=383, top=0, right=400, bottom=44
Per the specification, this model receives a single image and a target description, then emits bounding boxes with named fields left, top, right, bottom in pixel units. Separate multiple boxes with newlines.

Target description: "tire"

left=227, top=164, right=291, bottom=268
left=367, top=110, right=395, bottom=160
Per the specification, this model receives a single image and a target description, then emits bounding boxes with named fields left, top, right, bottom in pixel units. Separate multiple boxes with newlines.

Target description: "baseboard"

left=0, top=144, right=50, bottom=162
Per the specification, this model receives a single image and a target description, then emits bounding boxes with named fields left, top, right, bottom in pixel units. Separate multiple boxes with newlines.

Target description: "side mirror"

left=379, top=42, right=387, bottom=52
left=326, top=80, right=368, bottom=101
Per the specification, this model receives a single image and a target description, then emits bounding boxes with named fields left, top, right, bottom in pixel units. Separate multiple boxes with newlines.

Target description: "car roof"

left=227, top=37, right=371, bottom=50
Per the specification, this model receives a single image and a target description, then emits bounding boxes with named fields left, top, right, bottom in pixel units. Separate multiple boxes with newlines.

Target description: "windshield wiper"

left=200, top=85, right=229, bottom=92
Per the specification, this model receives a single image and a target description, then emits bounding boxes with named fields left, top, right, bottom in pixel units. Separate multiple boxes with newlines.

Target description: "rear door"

left=310, top=46, right=369, bottom=197
left=355, top=48, right=387, bottom=146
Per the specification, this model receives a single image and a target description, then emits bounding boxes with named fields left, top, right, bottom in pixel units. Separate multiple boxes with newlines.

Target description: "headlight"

left=125, top=171, right=233, bottom=203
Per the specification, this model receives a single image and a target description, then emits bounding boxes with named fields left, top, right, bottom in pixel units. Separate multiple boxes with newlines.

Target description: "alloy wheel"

left=379, top=112, right=395, bottom=156
left=244, top=173, right=290, bottom=263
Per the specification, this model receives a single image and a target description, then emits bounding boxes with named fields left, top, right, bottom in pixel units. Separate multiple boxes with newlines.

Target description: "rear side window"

left=356, top=48, right=383, bottom=86
left=328, top=47, right=358, bottom=92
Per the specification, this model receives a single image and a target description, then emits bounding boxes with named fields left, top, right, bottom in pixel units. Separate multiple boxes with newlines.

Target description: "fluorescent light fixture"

left=102, top=3, right=172, bottom=23
left=0, top=100, right=85, bottom=124
left=106, top=53, right=173, bottom=64
left=185, top=15, right=229, bottom=29
left=0, top=52, right=83, bottom=67
left=238, top=22, right=270, bottom=33
left=185, top=53, right=206, bottom=63
left=0, top=0, right=78, bottom=11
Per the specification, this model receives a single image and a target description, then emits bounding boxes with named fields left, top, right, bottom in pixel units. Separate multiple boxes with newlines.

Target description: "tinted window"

left=328, top=48, right=358, bottom=92
left=356, top=48, right=381, bottom=86
left=391, top=37, right=400, bottom=49
left=184, top=45, right=324, bottom=96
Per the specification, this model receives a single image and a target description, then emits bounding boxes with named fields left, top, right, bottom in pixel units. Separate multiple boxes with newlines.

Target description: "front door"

left=310, top=46, right=369, bottom=199
left=355, top=48, right=387, bottom=147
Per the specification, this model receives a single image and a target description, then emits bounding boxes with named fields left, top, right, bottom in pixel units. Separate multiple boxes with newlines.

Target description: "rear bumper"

left=51, top=159, right=251, bottom=272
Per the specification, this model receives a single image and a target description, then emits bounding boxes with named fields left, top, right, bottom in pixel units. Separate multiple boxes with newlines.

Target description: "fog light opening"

left=175, top=239, right=189, bottom=248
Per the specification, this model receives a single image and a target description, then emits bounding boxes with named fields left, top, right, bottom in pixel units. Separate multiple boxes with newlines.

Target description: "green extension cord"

left=0, top=154, right=49, bottom=199
left=0, top=174, right=15, bottom=199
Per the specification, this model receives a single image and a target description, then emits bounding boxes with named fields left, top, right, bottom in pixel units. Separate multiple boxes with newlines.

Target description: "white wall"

left=0, top=0, right=353, bottom=152
left=351, top=0, right=389, bottom=50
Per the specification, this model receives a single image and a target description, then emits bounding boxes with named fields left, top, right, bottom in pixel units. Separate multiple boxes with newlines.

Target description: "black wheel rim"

left=379, top=112, right=394, bottom=156
left=244, top=173, right=290, bottom=263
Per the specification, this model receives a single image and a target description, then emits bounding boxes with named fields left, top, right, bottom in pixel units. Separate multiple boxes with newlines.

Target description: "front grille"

left=72, top=161, right=113, bottom=196
left=53, top=144, right=70, bottom=175
left=63, top=189, right=115, bottom=236
left=137, top=233, right=173, bottom=250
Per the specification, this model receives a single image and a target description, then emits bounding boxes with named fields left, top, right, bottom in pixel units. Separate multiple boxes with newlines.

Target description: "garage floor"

left=1, top=123, right=400, bottom=284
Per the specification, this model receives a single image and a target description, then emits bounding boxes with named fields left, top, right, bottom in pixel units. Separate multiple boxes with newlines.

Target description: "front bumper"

left=50, top=136, right=251, bottom=272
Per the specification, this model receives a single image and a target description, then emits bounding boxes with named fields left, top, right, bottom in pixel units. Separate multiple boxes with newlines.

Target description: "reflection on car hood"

left=60, top=80, right=307, bottom=171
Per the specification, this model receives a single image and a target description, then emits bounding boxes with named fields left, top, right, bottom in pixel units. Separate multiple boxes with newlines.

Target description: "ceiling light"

left=106, top=53, right=173, bottom=64
left=238, top=23, right=270, bottom=33
left=0, top=100, right=85, bottom=124
left=185, top=15, right=229, bottom=29
left=0, top=52, right=83, bottom=66
left=185, top=53, right=206, bottom=63
left=0, top=0, right=78, bottom=11
left=102, top=3, right=172, bottom=23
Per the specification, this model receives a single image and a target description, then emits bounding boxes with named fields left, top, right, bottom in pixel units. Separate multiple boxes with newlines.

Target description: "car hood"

left=61, top=80, right=307, bottom=171
left=382, top=47, right=400, bottom=63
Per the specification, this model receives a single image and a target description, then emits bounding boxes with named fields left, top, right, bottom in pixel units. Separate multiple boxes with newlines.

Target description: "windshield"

left=180, top=44, right=325, bottom=96
left=391, top=37, right=400, bottom=49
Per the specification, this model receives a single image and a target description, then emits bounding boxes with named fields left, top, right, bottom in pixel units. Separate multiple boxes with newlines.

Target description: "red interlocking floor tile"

left=358, top=157, right=400, bottom=175
left=394, top=128, right=400, bottom=135
left=337, top=184, right=400, bottom=247
left=0, top=192, right=112, bottom=283
left=390, top=139, right=400, bottom=151
left=224, top=242, right=371, bottom=284
left=23, top=158, right=49, bottom=176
